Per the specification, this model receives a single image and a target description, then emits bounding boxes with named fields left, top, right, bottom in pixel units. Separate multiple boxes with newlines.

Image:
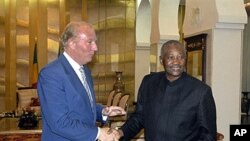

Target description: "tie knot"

left=79, top=66, right=84, bottom=71
left=79, top=66, right=86, bottom=79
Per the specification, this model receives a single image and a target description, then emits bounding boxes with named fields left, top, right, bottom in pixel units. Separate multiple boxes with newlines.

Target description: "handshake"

left=97, top=127, right=123, bottom=141
left=97, top=106, right=126, bottom=141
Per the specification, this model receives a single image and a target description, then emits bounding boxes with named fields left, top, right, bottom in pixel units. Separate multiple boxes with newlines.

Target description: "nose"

left=92, top=42, right=98, bottom=51
left=171, top=56, right=184, bottom=64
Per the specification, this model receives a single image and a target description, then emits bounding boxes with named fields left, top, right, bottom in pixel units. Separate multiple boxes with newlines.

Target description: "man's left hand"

left=102, top=106, right=126, bottom=116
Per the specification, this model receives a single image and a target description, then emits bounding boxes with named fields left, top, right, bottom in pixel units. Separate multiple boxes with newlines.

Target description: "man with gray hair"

left=38, top=21, right=125, bottom=141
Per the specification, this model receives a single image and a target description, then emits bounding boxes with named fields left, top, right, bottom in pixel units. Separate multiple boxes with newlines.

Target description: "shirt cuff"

left=102, top=115, right=108, bottom=121
left=96, top=127, right=100, bottom=140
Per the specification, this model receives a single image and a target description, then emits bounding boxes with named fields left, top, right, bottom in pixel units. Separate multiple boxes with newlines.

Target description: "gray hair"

left=160, top=40, right=186, bottom=57
left=59, top=21, right=92, bottom=48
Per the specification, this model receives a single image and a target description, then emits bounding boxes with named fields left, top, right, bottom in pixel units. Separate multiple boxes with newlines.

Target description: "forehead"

left=164, top=45, right=184, bottom=55
left=77, top=28, right=96, bottom=40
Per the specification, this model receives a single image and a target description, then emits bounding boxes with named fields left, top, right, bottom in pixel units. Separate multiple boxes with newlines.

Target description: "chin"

left=171, top=72, right=182, bottom=77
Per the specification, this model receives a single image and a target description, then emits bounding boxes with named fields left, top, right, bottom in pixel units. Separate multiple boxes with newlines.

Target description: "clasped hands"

left=98, top=127, right=123, bottom=141
left=98, top=106, right=125, bottom=141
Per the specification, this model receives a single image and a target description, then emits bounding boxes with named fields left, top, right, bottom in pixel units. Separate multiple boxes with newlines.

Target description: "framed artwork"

left=184, top=34, right=207, bottom=82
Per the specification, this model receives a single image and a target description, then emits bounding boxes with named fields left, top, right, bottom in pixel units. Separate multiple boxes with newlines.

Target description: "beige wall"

left=182, top=0, right=247, bottom=140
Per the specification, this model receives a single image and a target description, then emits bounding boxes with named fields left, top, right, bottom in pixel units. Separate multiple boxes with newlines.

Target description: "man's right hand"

left=98, top=127, right=119, bottom=141
left=106, top=128, right=124, bottom=140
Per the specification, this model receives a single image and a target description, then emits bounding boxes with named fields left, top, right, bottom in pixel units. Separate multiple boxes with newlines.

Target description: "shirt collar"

left=166, top=72, right=186, bottom=86
left=63, top=52, right=82, bottom=71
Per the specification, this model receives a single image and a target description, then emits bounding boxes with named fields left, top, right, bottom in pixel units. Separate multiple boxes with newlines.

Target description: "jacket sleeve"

left=198, top=87, right=217, bottom=141
left=120, top=76, right=148, bottom=140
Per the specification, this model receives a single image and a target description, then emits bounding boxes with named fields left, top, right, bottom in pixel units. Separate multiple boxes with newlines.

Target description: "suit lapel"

left=60, top=55, right=84, bottom=95
left=59, top=55, right=96, bottom=117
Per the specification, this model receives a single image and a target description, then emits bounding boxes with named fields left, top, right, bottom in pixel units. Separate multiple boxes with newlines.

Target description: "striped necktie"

left=79, top=66, right=94, bottom=110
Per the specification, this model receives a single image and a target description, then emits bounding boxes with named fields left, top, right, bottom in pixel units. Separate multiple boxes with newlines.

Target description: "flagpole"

left=32, top=37, right=38, bottom=88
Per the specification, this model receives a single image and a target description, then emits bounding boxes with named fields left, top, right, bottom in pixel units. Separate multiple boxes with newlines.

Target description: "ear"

left=68, top=39, right=76, bottom=48
left=160, top=59, right=163, bottom=65
left=159, top=56, right=163, bottom=65
left=68, top=40, right=74, bottom=46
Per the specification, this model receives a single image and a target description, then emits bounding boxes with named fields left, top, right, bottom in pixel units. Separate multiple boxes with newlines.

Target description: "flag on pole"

left=58, top=45, right=61, bottom=57
left=32, top=42, right=38, bottom=88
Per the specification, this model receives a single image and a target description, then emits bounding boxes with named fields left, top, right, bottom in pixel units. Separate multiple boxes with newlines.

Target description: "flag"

left=32, top=42, right=38, bottom=88
left=58, top=45, right=61, bottom=57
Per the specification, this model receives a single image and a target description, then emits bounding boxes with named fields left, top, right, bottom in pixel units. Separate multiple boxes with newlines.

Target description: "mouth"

left=171, top=66, right=181, bottom=71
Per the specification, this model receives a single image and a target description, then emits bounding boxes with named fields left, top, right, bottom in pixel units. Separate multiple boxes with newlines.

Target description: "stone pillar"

left=135, top=44, right=150, bottom=101
left=134, top=0, right=151, bottom=101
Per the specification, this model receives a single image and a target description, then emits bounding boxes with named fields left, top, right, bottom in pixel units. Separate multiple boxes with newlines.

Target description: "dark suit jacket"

left=37, top=55, right=104, bottom=141
left=120, top=72, right=217, bottom=141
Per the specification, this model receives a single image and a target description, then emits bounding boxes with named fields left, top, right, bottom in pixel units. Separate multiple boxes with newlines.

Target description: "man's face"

left=70, top=27, right=98, bottom=65
left=160, top=45, right=186, bottom=81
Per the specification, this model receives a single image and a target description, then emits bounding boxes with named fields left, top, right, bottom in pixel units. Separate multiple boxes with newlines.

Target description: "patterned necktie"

left=79, top=66, right=94, bottom=110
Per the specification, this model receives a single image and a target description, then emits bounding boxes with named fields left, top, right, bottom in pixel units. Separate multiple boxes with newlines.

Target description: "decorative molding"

left=215, top=22, right=246, bottom=29
left=190, top=7, right=201, bottom=26
left=184, top=34, right=207, bottom=82
left=159, top=35, right=179, bottom=41
left=185, top=34, right=207, bottom=51
left=136, top=42, right=150, bottom=50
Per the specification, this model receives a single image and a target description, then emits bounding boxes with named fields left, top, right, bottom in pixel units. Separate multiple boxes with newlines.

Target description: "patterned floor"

left=0, top=134, right=41, bottom=141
